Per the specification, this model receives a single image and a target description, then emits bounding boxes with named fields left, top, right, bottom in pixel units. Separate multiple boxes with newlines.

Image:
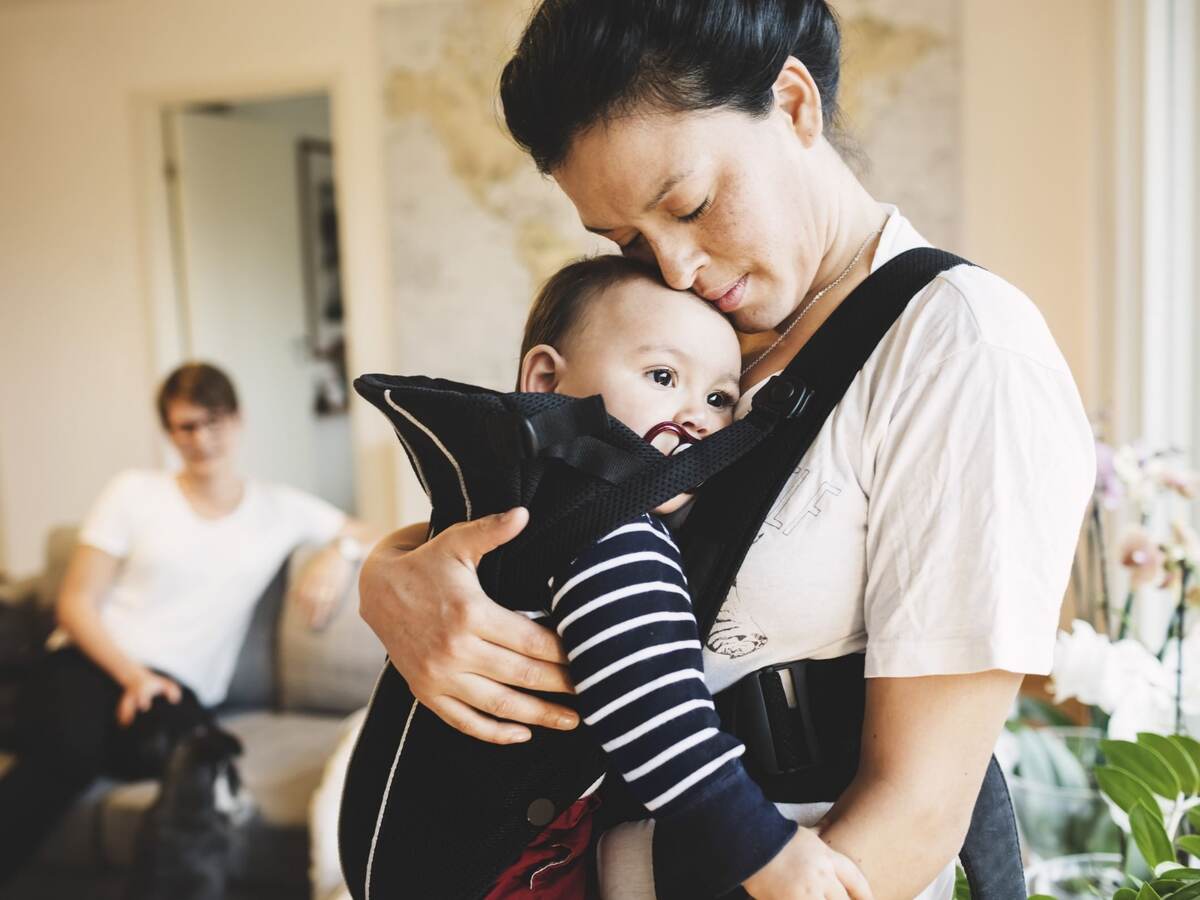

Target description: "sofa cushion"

left=278, top=548, right=383, bottom=715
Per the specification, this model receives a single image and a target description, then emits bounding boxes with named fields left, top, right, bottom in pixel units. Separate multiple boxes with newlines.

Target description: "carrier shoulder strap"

left=680, top=247, right=969, bottom=641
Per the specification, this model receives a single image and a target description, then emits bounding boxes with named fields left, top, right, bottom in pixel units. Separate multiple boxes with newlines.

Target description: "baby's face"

left=533, top=277, right=742, bottom=513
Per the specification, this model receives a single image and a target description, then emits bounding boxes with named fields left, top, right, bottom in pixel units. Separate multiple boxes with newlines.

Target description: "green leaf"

left=1174, top=736, right=1200, bottom=791
left=1017, top=727, right=1058, bottom=783
left=1159, top=868, right=1200, bottom=882
left=1137, top=882, right=1163, bottom=900
left=1098, top=765, right=1166, bottom=821
left=1166, top=883, right=1200, bottom=900
left=1041, top=729, right=1092, bottom=789
left=1143, top=733, right=1200, bottom=796
left=1104, top=739, right=1184, bottom=799
left=1133, top=802, right=1178, bottom=868
left=1116, top=889, right=1140, bottom=900
left=1180, top=836, right=1200, bottom=859
left=1189, top=807, right=1200, bottom=833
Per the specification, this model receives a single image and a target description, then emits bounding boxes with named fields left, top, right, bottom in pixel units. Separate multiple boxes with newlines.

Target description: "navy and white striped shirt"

left=548, top=513, right=796, bottom=889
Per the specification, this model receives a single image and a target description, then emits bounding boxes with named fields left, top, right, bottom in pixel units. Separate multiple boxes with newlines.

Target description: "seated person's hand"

left=292, top=545, right=354, bottom=630
left=116, top=668, right=182, bottom=727
left=742, top=827, right=873, bottom=900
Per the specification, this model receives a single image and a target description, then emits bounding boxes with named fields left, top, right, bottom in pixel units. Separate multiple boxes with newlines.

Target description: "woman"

left=357, top=2, right=1095, bottom=897
left=0, top=362, right=376, bottom=891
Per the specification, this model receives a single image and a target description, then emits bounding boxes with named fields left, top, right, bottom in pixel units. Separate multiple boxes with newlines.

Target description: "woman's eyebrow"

left=580, top=170, right=695, bottom=234
left=643, top=170, right=692, bottom=212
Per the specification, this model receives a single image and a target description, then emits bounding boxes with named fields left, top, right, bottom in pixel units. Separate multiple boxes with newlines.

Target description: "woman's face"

left=552, top=96, right=831, bottom=336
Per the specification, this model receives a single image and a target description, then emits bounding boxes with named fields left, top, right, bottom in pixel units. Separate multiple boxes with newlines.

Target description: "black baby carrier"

left=338, top=249, right=1026, bottom=900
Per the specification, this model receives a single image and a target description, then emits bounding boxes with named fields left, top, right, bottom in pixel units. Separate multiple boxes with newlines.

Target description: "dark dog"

left=124, top=720, right=250, bottom=900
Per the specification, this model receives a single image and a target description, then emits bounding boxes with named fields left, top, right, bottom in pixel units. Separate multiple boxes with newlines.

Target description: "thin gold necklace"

left=741, top=227, right=883, bottom=376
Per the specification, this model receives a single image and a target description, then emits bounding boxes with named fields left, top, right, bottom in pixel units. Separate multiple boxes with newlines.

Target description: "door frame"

left=130, top=73, right=400, bottom=526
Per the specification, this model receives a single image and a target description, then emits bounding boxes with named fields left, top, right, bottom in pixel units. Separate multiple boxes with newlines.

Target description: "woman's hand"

left=116, top=668, right=182, bottom=727
left=292, top=545, right=354, bottom=629
left=742, top=828, right=873, bottom=900
left=358, top=507, right=579, bottom=744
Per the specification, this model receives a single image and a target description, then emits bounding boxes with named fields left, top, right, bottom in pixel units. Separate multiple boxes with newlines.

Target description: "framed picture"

left=296, top=138, right=348, bottom=415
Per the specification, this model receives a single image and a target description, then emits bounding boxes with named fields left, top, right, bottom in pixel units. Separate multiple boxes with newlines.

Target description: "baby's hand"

left=742, top=828, right=873, bottom=900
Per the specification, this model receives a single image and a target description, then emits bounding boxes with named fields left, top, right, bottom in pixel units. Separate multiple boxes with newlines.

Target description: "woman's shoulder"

left=878, top=261, right=1075, bottom=395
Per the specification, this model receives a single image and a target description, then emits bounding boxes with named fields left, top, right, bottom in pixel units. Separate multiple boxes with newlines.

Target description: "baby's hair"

left=519, top=254, right=662, bottom=377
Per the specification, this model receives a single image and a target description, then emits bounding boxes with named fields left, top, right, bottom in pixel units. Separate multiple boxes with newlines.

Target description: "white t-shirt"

left=597, top=206, right=1096, bottom=899
left=64, top=468, right=346, bottom=706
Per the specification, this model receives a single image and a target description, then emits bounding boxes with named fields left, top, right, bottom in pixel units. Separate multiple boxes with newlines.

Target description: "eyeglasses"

left=166, top=413, right=229, bottom=437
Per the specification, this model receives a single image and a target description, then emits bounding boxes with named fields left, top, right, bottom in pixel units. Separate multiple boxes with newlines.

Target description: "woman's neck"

left=744, top=171, right=888, bottom=383
left=176, top=468, right=245, bottom=518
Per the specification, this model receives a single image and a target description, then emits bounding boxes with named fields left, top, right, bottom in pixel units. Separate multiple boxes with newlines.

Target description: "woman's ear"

left=519, top=344, right=567, bottom=394
left=771, top=55, right=824, bottom=148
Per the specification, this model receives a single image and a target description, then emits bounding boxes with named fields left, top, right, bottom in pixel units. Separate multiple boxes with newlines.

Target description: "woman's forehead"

left=554, top=110, right=720, bottom=224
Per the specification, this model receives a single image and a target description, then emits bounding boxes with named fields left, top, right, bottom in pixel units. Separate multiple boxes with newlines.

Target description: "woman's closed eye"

left=677, top=196, right=712, bottom=223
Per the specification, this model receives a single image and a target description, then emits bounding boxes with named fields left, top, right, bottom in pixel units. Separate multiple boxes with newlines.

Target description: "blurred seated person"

left=0, top=361, right=376, bottom=892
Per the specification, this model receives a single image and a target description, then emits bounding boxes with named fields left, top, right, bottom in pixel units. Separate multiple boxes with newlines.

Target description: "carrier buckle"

left=737, top=660, right=823, bottom=776
left=487, top=414, right=542, bottom=462
left=751, top=376, right=813, bottom=421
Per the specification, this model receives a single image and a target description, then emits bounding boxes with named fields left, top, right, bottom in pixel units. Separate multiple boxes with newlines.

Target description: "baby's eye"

left=707, top=391, right=736, bottom=409
left=648, top=368, right=675, bottom=388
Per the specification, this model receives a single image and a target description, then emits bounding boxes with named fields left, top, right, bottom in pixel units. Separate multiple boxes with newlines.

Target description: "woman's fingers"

left=476, top=602, right=570, bottom=666
left=472, top=637, right=574, bottom=696
left=427, top=694, right=533, bottom=745
left=831, top=850, right=873, bottom=900
left=458, top=672, right=579, bottom=732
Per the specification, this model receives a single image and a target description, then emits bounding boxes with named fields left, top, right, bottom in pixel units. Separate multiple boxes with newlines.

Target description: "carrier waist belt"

left=713, top=654, right=865, bottom=804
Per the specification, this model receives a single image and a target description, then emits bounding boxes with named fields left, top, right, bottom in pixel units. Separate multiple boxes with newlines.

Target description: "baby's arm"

left=549, top=514, right=797, bottom=895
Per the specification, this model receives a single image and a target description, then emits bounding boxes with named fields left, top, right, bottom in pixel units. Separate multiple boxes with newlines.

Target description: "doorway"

left=159, top=92, right=355, bottom=512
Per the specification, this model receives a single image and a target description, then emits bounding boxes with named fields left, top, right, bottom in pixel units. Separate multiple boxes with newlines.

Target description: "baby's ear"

left=519, top=344, right=566, bottom=394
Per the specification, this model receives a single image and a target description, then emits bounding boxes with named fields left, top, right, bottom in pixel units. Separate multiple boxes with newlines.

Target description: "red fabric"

left=482, top=793, right=602, bottom=899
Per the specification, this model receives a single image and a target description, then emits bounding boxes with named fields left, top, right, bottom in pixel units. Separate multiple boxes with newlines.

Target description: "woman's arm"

left=56, top=543, right=182, bottom=724
left=816, top=669, right=1022, bottom=899
left=356, top=507, right=579, bottom=743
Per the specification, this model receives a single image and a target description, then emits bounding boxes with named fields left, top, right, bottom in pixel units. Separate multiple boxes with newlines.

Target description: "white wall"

left=0, top=0, right=411, bottom=577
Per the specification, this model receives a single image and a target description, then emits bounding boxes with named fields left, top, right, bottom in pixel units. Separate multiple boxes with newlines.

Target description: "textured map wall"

left=378, top=0, right=961, bottom=389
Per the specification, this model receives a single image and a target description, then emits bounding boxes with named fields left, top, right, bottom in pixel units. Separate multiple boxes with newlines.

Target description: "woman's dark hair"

left=520, top=254, right=662, bottom=378
left=500, top=0, right=843, bottom=173
left=156, top=362, right=239, bottom=428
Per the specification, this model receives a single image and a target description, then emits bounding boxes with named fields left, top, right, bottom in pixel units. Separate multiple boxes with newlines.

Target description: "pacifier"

left=643, top=421, right=697, bottom=456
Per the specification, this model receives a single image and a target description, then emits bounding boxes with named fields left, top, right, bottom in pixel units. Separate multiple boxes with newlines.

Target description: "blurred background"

left=0, top=1, right=1197, bottom=898
left=2, top=0, right=1195, bottom=578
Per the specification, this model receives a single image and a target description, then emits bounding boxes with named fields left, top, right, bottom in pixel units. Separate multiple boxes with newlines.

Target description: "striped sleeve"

left=550, top=514, right=796, bottom=894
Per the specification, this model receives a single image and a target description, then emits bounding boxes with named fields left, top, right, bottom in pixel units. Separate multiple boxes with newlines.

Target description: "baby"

left=489, top=255, right=799, bottom=898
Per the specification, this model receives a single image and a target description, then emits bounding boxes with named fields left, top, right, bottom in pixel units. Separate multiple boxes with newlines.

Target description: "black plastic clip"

left=486, top=413, right=541, bottom=463
left=736, top=659, right=823, bottom=776
left=750, top=375, right=813, bottom=422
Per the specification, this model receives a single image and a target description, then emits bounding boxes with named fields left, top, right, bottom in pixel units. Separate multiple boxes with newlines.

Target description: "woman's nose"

left=652, top=233, right=707, bottom=292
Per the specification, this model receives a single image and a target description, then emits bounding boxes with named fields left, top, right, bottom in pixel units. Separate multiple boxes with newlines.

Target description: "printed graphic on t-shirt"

left=766, top=467, right=843, bottom=536
left=706, top=584, right=768, bottom=659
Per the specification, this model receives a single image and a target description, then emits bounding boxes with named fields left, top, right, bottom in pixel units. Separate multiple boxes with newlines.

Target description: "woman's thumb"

left=451, top=507, right=529, bottom=564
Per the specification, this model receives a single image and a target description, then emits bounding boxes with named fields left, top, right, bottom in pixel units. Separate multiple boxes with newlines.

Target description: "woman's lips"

left=643, top=421, right=697, bottom=455
left=710, top=275, right=747, bottom=314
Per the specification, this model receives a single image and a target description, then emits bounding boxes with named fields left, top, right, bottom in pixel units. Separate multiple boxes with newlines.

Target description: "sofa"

left=0, top=526, right=385, bottom=900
